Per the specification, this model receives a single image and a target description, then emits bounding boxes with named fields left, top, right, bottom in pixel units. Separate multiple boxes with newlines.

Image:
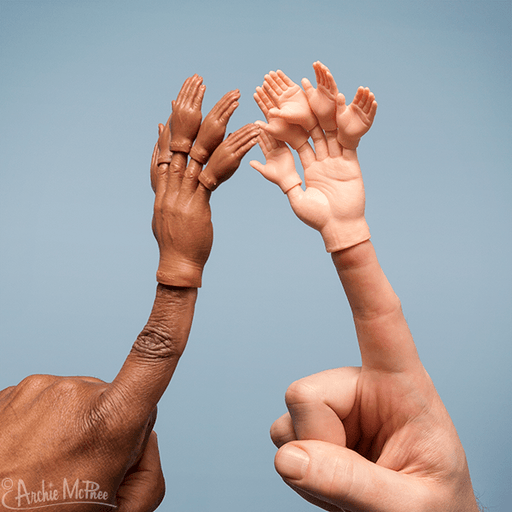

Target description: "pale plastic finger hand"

left=302, top=77, right=315, bottom=99
left=254, top=91, right=269, bottom=119
left=301, top=77, right=337, bottom=131
left=250, top=131, right=301, bottom=193
left=262, top=78, right=280, bottom=105
left=276, top=69, right=297, bottom=88
left=258, top=118, right=309, bottom=150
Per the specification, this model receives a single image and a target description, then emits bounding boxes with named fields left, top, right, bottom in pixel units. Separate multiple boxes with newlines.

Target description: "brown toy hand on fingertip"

left=198, top=123, right=260, bottom=191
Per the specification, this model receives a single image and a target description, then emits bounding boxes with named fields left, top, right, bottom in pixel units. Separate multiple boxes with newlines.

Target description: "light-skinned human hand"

left=270, top=241, right=480, bottom=512
left=257, top=124, right=370, bottom=252
left=263, top=70, right=318, bottom=131
left=254, top=86, right=309, bottom=150
left=250, top=130, right=302, bottom=194
left=336, top=86, right=377, bottom=150
left=169, top=74, right=205, bottom=154
left=302, top=61, right=339, bottom=132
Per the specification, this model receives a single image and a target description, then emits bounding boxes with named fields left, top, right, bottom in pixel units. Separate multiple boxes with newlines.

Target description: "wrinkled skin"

left=0, top=74, right=258, bottom=512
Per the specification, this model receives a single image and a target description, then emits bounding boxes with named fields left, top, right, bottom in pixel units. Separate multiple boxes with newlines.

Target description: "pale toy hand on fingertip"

left=336, top=87, right=377, bottom=149
left=263, top=70, right=318, bottom=132
left=286, top=126, right=370, bottom=252
left=254, top=86, right=309, bottom=149
left=250, top=130, right=302, bottom=194
left=302, top=61, right=339, bottom=132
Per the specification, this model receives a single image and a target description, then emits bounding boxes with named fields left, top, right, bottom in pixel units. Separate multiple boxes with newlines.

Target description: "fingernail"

left=277, top=446, right=309, bottom=480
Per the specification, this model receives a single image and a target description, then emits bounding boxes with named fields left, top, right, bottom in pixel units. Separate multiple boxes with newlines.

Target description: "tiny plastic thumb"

left=249, top=160, right=263, bottom=173
left=301, top=77, right=313, bottom=95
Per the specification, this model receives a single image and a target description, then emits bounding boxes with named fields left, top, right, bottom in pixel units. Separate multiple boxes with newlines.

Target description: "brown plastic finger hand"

left=150, top=124, right=164, bottom=191
left=170, top=74, right=205, bottom=153
left=190, top=89, right=240, bottom=164
left=198, top=124, right=260, bottom=191
left=157, top=116, right=172, bottom=165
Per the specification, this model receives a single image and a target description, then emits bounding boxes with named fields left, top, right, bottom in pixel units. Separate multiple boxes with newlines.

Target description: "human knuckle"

left=132, top=327, right=184, bottom=361
left=284, top=378, right=320, bottom=407
left=18, top=374, right=56, bottom=393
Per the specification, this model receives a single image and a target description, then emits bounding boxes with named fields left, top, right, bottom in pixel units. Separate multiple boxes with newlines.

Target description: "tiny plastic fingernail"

left=277, top=446, right=309, bottom=480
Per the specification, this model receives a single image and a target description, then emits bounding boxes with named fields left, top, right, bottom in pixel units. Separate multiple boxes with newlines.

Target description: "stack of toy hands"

left=0, top=67, right=480, bottom=512
left=251, top=61, right=377, bottom=252
left=152, top=74, right=259, bottom=287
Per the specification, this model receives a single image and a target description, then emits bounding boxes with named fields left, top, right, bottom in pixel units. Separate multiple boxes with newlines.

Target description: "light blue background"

left=1, top=0, right=511, bottom=510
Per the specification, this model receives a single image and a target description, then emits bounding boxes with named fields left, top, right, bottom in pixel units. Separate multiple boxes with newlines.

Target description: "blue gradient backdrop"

left=1, top=1, right=511, bottom=510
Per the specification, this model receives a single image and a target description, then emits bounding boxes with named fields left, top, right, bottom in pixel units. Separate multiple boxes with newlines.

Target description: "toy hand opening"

left=302, top=61, right=339, bottom=132
left=169, top=74, right=205, bottom=153
left=198, top=123, right=260, bottom=191
left=263, top=70, right=318, bottom=131
left=190, top=89, right=240, bottom=164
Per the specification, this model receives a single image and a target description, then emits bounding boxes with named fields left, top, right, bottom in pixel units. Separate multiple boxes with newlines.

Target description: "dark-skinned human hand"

left=0, top=370, right=163, bottom=512
left=0, top=75, right=258, bottom=512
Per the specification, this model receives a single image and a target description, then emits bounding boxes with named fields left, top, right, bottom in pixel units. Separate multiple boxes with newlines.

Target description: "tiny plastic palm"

left=302, top=61, right=339, bottom=131
left=263, top=70, right=318, bottom=131
left=252, top=125, right=370, bottom=252
left=336, top=87, right=377, bottom=149
left=287, top=128, right=369, bottom=251
left=254, top=86, right=309, bottom=149
left=249, top=130, right=302, bottom=194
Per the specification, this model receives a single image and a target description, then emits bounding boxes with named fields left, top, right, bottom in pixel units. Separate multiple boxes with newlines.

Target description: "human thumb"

left=274, top=441, right=420, bottom=512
